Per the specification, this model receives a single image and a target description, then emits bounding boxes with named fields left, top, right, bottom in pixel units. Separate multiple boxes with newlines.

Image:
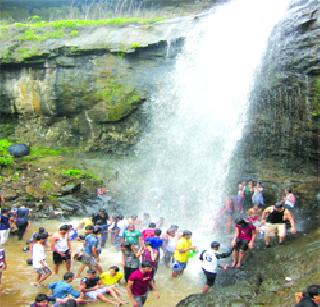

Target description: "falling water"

left=114, top=0, right=291, bottom=227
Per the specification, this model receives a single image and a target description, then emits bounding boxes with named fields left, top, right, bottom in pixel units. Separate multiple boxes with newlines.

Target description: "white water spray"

left=116, top=0, right=291, bottom=227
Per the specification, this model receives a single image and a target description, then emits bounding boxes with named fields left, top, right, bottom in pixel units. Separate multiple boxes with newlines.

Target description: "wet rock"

left=61, top=183, right=81, bottom=195
left=8, top=143, right=29, bottom=157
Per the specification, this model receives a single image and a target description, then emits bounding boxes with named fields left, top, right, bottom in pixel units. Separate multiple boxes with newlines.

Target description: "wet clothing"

left=129, top=269, right=153, bottom=296
left=84, top=234, right=98, bottom=256
left=200, top=249, right=231, bottom=273
left=0, top=248, right=6, bottom=268
left=236, top=223, right=256, bottom=241
left=266, top=209, right=285, bottom=224
left=123, top=230, right=142, bottom=246
left=295, top=296, right=318, bottom=307
left=235, top=239, right=250, bottom=251
left=174, top=237, right=192, bottom=263
left=142, top=228, right=155, bottom=241
left=48, top=280, right=80, bottom=299
left=100, top=271, right=123, bottom=286
left=81, top=276, right=100, bottom=289
left=148, top=236, right=163, bottom=251
left=203, top=270, right=217, bottom=286
left=32, top=243, right=46, bottom=269
left=124, top=249, right=140, bottom=282
left=52, top=249, right=71, bottom=264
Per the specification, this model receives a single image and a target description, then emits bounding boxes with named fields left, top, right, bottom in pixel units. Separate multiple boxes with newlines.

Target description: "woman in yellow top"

left=172, top=230, right=196, bottom=277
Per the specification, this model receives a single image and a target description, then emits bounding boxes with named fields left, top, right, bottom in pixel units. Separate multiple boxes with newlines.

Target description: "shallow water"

left=0, top=220, right=208, bottom=307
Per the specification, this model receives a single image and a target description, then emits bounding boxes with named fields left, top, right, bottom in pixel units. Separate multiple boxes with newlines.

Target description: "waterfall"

left=116, top=0, right=291, bottom=226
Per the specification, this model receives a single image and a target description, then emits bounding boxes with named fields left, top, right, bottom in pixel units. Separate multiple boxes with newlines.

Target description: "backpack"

left=199, top=250, right=207, bottom=261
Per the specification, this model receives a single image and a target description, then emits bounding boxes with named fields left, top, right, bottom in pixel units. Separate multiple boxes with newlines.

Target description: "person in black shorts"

left=51, top=225, right=72, bottom=274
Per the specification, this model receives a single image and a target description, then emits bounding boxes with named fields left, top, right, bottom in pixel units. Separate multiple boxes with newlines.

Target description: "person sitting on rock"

left=261, top=202, right=296, bottom=248
left=295, top=284, right=320, bottom=307
left=231, top=218, right=256, bottom=268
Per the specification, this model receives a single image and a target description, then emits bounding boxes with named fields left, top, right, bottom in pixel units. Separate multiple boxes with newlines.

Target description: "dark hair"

left=38, top=227, right=45, bottom=233
left=35, top=294, right=48, bottom=302
left=85, top=225, right=94, bottom=231
left=64, top=272, right=75, bottom=281
left=148, top=222, right=156, bottom=228
left=287, top=189, right=292, bottom=193
left=274, top=202, right=283, bottom=209
left=211, top=241, right=220, bottom=249
left=183, top=230, right=192, bottom=236
left=36, top=233, right=47, bottom=241
left=154, top=228, right=162, bottom=236
left=87, top=269, right=97, bottom=274
left=109, top=266, right=120, bottom=272
left=141, top=261, right=152, bottom=268
left=60, top=225, right=69, bottom=231
left=306, top=285, right=320, bottom=298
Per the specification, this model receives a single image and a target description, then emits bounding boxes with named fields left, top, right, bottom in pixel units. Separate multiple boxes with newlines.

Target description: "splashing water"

left=115, top=0, right=291, bottom=229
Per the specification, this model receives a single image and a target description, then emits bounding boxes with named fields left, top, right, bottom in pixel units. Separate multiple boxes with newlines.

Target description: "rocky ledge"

left=178, top=229, right=320, bottom=307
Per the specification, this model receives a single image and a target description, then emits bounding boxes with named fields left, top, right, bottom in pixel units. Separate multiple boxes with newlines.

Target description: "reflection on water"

left=1, top=220, right=204, bottom=306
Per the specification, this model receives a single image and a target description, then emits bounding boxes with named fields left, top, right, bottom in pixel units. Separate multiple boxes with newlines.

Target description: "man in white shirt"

left=33, top=233, right=52, bottom=286
left=200, top=241, right=232, bottom=293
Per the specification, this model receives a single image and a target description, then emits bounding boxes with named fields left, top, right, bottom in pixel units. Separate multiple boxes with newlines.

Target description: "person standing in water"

left=172, top=230, right=196, bottom=277
left=51, top=225, right=72, bottom=275
left=0, top=245, right=7, bottom=286
left=200, top=241, right=232, bottom=293
left=127, top=261, right=160, bottom=307
left=32, top=234, right=52, bottom=286
left=162, top=227, right=177, bottom=268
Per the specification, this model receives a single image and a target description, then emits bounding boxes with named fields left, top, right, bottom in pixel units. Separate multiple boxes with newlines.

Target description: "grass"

left=0, top=17, right=164, bottom=31
left=18, top=28, right=65, bottom=41
left=0, top=139, right=14, bottom=166
left=62, top=168, right=100, bottom=181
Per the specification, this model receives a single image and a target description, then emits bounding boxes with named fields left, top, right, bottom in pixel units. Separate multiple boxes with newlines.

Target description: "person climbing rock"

left=261, top=202, right=296, bottom=247
left=200, top=241, right=232, bottom=293
left=231, top=218, right=256, bottom=267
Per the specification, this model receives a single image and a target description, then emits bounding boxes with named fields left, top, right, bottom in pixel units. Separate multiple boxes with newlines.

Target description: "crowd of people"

left=0, top=182, right=318, bottom=306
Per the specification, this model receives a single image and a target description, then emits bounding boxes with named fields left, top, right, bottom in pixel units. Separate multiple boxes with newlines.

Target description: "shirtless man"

left=261, top=202, right=296, bottom=247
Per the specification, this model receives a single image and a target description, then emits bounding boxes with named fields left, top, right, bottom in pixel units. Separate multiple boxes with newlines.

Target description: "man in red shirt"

left=127, top=261, right=160, bottom=307
left=231, top=218, right=256, bottom=268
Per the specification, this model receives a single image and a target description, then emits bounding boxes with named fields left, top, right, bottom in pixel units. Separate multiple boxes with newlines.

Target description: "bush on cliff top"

left=0, top=139, right=13, bottom=166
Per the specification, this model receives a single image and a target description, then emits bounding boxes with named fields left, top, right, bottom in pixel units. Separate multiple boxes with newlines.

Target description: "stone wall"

left=0, top=20, right=186, bottom=152
left=227, top=0, right=319, bottom=207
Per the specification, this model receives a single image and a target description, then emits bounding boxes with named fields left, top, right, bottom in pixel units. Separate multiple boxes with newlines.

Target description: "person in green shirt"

left=122, top=224, right=143, bottom=248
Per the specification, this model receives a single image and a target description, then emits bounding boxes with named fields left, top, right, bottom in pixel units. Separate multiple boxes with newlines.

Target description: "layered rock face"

left=0, top=20, right=188, bottom=152
left=228, top=0, right=319, bottom=208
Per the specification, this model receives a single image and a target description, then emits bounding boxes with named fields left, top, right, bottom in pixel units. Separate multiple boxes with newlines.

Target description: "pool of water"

left=0, top=219, right=211, bottom=307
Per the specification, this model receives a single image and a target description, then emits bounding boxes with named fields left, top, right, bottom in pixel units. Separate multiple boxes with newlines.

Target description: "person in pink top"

left=127, top=262, right=160, bottom=307
left=231, top=218, right=256, bottom=268
left=142, top=222, right=156, bottom=242
left=284, top=188, right=296, bottom=213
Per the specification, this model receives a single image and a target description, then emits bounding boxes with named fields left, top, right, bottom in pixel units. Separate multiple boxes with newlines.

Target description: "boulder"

left=8, top=143, right=29, bottom=157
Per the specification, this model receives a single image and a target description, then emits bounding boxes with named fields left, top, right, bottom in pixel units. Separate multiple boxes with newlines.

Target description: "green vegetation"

left=0, top=139, right=14, bottom=166
left=62, top=168, right=100, bottom=181
left=29, top=147, right=67, bottom=158
left=130, top=42, right=141, bottom=49
left=97, top=76, right=142, bottom=121
left=18, top=28, right=65, bottom=41
left=0, top=17, right=164, bottom=31
left=0, top=156, right=14, bottom=166
left=39, top=180, right=55, bottom=193
left=311, top=77, right=320, bottom=117
left=70, top=29, right=79, bottom=38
